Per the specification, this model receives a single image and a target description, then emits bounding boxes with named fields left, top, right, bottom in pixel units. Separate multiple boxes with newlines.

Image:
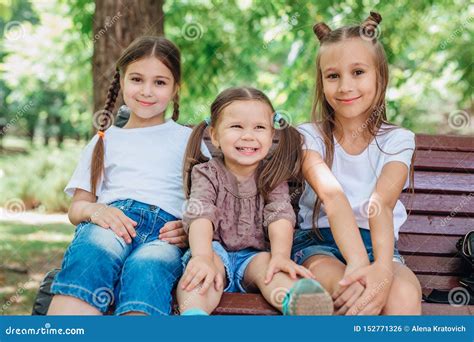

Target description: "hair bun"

left=313, top=22, right=332, bottom=41
left=364, top=11, right=382, bottom=26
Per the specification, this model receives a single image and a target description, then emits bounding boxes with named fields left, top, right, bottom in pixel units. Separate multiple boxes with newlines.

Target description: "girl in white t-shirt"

left=48, top=36, right=202, bottom=316
left=292, top=12, right=422, bottom=315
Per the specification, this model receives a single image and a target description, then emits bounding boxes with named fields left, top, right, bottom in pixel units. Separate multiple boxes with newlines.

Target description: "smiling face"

left=209, top=100, right=274, bottom=176
left=121, top=56, right=176, bottom=122
left=320, top=38, right=377, bottom=122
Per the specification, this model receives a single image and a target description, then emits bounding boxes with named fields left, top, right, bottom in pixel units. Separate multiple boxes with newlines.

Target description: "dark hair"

left=183, top=86, right=303, bottom=201
left=311, top=11, right=415, bottom=231
left=90, top=36, right=181, bottom=196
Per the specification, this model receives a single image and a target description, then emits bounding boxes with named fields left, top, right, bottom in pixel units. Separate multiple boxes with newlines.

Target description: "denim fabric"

left=291, top=228, right=405, bottom=266
left=182, top=241, right=261, bottom=293
left=51, top=199, right=184, bottom=315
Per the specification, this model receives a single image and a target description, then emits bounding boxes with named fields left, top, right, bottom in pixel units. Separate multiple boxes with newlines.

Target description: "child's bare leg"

left=243, top=252, right=333, bottom=315
left=242, top=252, right=296, bottom=310
left=176, top=252, right=226, bottom=315
left=381, top=262, right=422, bottom=315
left=302, top=255, right=346, bottom=294
left=48, top=295, right=102, bottom=315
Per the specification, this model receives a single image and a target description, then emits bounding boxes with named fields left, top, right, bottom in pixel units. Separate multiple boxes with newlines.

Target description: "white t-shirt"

left=297, top=123, right=415, bottom=240
left=65, top=119, right=210, bottom=219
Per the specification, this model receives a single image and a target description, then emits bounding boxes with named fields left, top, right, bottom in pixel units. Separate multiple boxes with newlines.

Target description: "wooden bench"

left=33, top=133, right=473, bottom=316
left=199, top=133, right=474, bottom=315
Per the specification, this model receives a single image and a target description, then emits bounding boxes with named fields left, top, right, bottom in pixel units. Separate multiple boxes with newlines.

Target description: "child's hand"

left=332, top=263, right=365, bottom=315
left=159, top=220, right=188, bottom=248
left=264, top=254, right=315, bottom=284
left=89, top=203, right=137, bottom=244
left=332, top=281, right=365, bottom=315
left=181, top=255, right=224, bottom=294
left=338, top=262, right=394, bottom=315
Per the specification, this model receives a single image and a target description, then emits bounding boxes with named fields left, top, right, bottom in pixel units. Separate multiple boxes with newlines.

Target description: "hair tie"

left=97, top=131, right=105, bottom=139
left=204, top=117, right=211, bottom=126
left=273, top=111, right=284, bottom=126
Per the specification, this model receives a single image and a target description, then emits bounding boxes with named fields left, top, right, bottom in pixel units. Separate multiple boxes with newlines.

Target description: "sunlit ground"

left=0, top=221, right=73, bottom=315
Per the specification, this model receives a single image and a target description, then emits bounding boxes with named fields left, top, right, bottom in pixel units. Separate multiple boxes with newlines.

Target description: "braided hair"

left=90, top=36, right=182, bottom=196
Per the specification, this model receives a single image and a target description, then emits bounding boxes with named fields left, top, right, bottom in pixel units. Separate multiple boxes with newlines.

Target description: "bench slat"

left=421, top=303, right=474, bottom=315
left=399, top=215, right=472, bottom=236
left=414, top=150, right=474, bottom=172
left=212, top=293, right=474, bottom=315
left=400, top=193, right=474, bottom=215
left=413, top=171, right=474, bottom=194
left=214, top=293, right=278, bottom=315
left=416, top=274, right=462, bottom=290
left=403, top=255, right=464, bottom=275
left=398, top=234, right=459, bottom=256
left=416, top=134, right=474, bottom=152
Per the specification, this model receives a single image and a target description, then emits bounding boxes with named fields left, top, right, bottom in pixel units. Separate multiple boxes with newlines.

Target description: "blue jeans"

left=182, top=241, right=261, bottom=293
left=291, top=228, right=405, bottom=265
left=51, top=199, right=184, bottom=315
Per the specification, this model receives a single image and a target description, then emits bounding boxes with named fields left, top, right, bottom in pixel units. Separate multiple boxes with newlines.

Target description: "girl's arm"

left=265, top=219, right=315, bottom=283
left=302, top=150, right=369, bottom=268
left=68, top=188, right=137, bottom=243
left=180, top=218, right=223, bottom=294
left=340, top=161, right=409, bottom=315
left=188, top=218, right=214, bottom=257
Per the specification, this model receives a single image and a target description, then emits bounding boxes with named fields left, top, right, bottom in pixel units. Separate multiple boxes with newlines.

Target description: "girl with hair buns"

left=48, top=36, right=209, bottom=316
left=292, top=11, right=422, bottom=315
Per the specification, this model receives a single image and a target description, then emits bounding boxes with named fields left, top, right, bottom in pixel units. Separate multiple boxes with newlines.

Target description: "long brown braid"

left=90, top=36, right=182, bottom=196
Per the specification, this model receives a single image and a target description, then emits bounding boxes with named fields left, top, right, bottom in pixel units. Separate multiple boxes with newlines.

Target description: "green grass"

left=0, top=221, right=74, bottom=315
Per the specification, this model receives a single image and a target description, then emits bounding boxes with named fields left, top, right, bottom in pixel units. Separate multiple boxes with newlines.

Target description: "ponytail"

left=258, top=117, right=303, bottom=201
left=183, top=121, right=210, bottom=197
left=90, top=69, right=121, bottom=196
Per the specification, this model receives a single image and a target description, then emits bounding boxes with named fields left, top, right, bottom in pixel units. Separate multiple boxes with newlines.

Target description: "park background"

left=0, top=0, right=472, bottom=315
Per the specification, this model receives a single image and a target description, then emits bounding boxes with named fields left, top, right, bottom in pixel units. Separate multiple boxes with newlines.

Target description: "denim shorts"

left=182, top=241, right=261, bottom=293
left=291, top=228, right=405, bottom=266
left=51, top=199, right=184, bottom=315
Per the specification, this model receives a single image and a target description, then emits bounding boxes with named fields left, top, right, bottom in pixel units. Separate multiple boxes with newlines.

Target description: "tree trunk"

left=92, top=0, right=164, bottom=131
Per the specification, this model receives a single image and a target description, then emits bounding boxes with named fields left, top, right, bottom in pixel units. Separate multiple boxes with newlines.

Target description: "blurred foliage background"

left=0, top=0, right=472, bottom=212
left=0, top=0, right=472, bottom=316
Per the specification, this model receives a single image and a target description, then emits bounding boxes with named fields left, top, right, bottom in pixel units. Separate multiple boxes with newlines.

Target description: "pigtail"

left=258, top=120, right=303, bottom=201
left=183, top=121, right=210, bottom=198
left=90, top=69, right=121, bottom=196
left=172, top=93, right=180, bottom=122
left=313, top=22, right=332, bottom=42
